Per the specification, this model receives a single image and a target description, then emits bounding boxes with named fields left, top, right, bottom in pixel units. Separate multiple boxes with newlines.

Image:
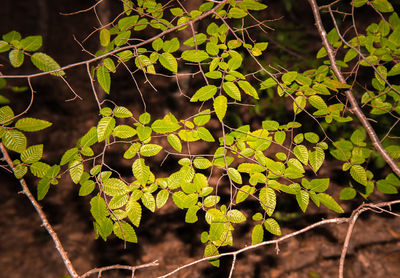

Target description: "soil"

left=1, top=1, right=399, bottom=278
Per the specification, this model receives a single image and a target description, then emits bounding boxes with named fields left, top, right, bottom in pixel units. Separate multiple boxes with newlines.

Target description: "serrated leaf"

left=79, top=127, right=98, bottom=148
left=264, top=218, right=281, bottom=236
left=142, top=192, right=156, bottom=212
left=126, top=198, right=142, bottom=227
left=30, top=161, right=50, bottom=178
left=259, top=187, right=276, bottom=216
left=0, top=105, right=14, bottom=124
left=309, top=147, right=324, bottom=172
left=21, top=144, right=43, bottom=164
left=185, top=205, right=200, bottom=223
left=114, top=106, right=133, bottom=118
left=228, top=167, right=242, bottom=184
left=113, top=125, right=137, bottom=139
left=37, top=177, right=50, bottom=200
left=309, top=95, right=328, bottom=110
left=113, top=222, right=137, bottom=243
left=97, top=116, right=115, bottom=142
left=309, top=178, right=329, bottom=193
left=214, top=95, right=227, bottom=122
left=79, top=180, right=95, bottom=196
left=372, top=0, right=393, bottom=12
left=167, top=134, right=182, bottom=152
left=293, top=96, right=306, bottom=114
left=103, top=178, right=129, bottom=196
left=132, top=158, right=150, bottom=185
left=109, top=194, right=129, bottom=209
left=21, top=35, right=42, bottom=51
left=274, top=131, right=286, bottom=145
left=193, top=157, right=212, bottom=169
left=204, top=244, right=220, bottom=267
left=15, top=117, right=52, bottom=132
left=9, top=49, right=24, bottom=68
left=293, top=145, right=308, bottom=165
left=197, top=127, right=215, bottom=142
left=90, top=195, right=109, bottom=222
left=159, top=52, right=177, bottom=73
left=204, top=195, right=220, bottom=207
left=13, top=164, right=28, bottom=179
left=296, top=190, right=309, bottom=213
left=69, top=159, right=83, bottom=184
left=97, top=65, right=111, bottom=94
left=140, top=144, right=162, bottom=157
left=31, top=52, right=65, bottom=76
left=376, top=180, right=398, bottom=194
left=236, top=185, right=254, bottom=204
left=191, top=85, right=217, bottom=102
left=60, top=147, right=79, bottom=165
left=350, top=165, right=367, bottom=186
left=156, top=189, right=169, bottom=209
left=228, top=7, right=247, bottom=18
left=2, top=129, right=27, bottom=153
left=181, top=50, right=209, bottom=62
left=223, top=81, right=241, bottom=101
left=151, top=119, right=181, bottom=133
left=237, top=80, right=258, bottom=99
left=227, top=209, right=246, bottom=223
left=318, top=193, right=344, bottom=213
left=251, top=224, right=264, bottom=245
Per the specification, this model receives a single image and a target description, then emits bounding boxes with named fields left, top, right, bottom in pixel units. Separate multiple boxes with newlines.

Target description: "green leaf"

left=204, top=244, right=220, bottom=267
left=37, top=178, right=50, bottom=200
left=340, top=187, right=357, bottom=200
left=318, top=193, right=344, bottom=213
left=204, top=195, right=220, bottom=207
left=181, top=50, right=209, bottom=62
left=309, top=147, right=324, bottom=172
left=2, top=30, right=21, bottom=43
left=113, top=125, right=137, bottom=139
left=236, top=185, right=254, bottom=204
left=31, top=52, right=65, bottom=76
left=103, top=178, right=129, bottom=196
left=15, top=117, right=52, bottom=132
left=69, top=159, right=83, bottom=184
left=350, top=129, right=366, bottom=147
left=214, top=95, right=227, bottom=122
left=113, top=222, right=137, bottom=243
left=223, top=81, right=241, bottom=101
left=90, top=195, right=109, bottom=222
left=251, top=224, right=264, bottom=245
left=376, top=180, right=398, bottom=194
left=274, top=131, right=286, bottom=145
left=29, top=161, right=50, bottom=178
left=97, top=116, right=116, bottom=142
left=21, top=35, right=42, bottom=51
left=191, top=85, right=218, bottom=102
left=309, top=95, right=328, bottom=110
left=159, top=52, right=178, bottom=73
left=0, top=40, right=11, bottom=53
left=142, top=192, right=156, bottom=212
left=163, top=38, right=180, bottom=53
left=350, top=165, right=367, bottom=186
left=99, top=28, right=110, bottom=46
left=309, top=178, right=329, bottom=193
left=118, top=15, right=139, bottom=31
left=264, top=218, right=281, bottom=236
left=79, top=127, right=98, bottom=148
left=352, top=0, right=368, bottom=7
left=193, top=157, right=212, bottom=169
left=293, top=96, right=306, bottom=114
left=293, top=145, right=308, bottom=165
left=194, top=109, right=211, bottom=126
left=13, top=164, right=28, bottom=179
left=126, top=198, right=142, bottom=227
left=238, top=0, right=268, bottom=10
left=197, top=127, right=215, bottom=142
left=140, top=144, right=162, bottom=157
left=2, top=129, right=27, bottom=153
left=185, top=205, right=200, bottom=223
left=151, top=119, right=181, bottom=133
left=79, top=180, right=95, bottom=196
left=9, top=50, right=24, bottom=68
left=97, top=65, right=111, bottom=94
left=296, top=190, right=309, bottom=213
left=228, top=167, right=242, bottom=184
left=372, top=0, right=393, bottom=12
left=388, top=63, right=400, bottom=77
left=21, top=144, right=43, bottom=164
left=228, top=7, right=247, bottom=18
left=238, top=80, right=259, bottom=99
left=156, top=189, right=169, bottom=209
left=166, top=134, right=182, bottom=152
left=259, top=187, right=276, bottom=216
left=132, top=158, right=150, bottom=185
left=114, top=106, right=133, bottom=118
left=227, top=209, right=246, bottom=223
left=305, top=132, right=319, bottom=144
left=0, top=106, right=14, bottom=124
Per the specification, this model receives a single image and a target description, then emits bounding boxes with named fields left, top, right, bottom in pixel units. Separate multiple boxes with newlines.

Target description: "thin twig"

left=307, top=0, right=400, bottom=177
left=79, top=260, right=159, bottom=278
left=0, top=143, right=79, bottom=278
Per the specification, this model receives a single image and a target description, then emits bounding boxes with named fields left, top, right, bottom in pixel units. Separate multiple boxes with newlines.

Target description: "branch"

left=307, top=0, right=400, bottom=177
left=159, top=200, right=400, bottom=278
left=0, top=143, right=79, bottom=278
left=79, top=261, right=159, bottom=278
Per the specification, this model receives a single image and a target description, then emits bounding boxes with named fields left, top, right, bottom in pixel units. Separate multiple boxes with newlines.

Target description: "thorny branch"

left=307, top=0, right=400, bottom=177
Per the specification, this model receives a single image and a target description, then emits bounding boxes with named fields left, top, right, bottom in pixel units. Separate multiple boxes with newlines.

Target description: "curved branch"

left=79, top=261, right=159, bottom=278
left=307, top=0, right=400, bottom=177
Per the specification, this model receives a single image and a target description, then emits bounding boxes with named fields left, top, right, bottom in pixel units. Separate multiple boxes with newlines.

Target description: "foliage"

left=0, top=0, right=399, bottom=272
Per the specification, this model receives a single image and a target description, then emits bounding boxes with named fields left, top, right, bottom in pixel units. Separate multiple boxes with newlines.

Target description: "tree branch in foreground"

left=307, top=0, right=400, bottom=177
